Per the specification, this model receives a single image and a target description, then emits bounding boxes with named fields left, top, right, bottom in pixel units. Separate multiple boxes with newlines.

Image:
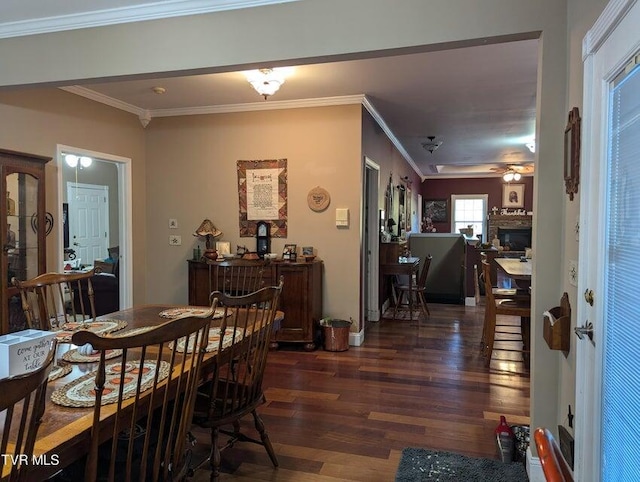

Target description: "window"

left=451, top=194, right=488, bottom=241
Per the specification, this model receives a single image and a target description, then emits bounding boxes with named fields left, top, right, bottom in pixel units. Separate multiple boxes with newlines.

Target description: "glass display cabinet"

left=1, top=149, right=51, bottom=334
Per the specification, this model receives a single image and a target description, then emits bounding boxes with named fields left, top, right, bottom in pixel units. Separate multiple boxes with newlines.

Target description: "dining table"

left=494, top=257, right=532, bottom=289
left=380, top=256, right=420, bottom=320
left=2, top=304, right=283, bottom=481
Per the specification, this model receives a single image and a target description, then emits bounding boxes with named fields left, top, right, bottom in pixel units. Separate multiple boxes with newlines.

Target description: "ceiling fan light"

left=513, top=172, right=521, bottom=181
left=80, top=156, right=93, bottom=168
left=503, top=172, right=515, bottom=182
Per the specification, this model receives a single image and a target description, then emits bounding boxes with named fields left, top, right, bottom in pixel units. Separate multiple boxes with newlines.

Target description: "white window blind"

left=602, top=61, right=640, bottom=481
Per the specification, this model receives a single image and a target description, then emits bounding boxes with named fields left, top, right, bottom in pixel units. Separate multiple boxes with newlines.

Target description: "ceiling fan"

left=490, top=164, right=534, bottom=181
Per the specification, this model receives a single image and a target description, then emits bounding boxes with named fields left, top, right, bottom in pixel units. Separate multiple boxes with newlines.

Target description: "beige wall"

left=0, top=88, right=148, bottom=305
left=557, top=0, right=609, bottom=441
left=0, top=0, right=612, bottom=450
left=144, top=105, right=363, bottom=323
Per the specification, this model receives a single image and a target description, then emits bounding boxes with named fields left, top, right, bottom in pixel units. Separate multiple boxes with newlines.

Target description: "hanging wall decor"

left=564, top=107, right=581, bottom=201
left=237, top=159, right=288, bottom=237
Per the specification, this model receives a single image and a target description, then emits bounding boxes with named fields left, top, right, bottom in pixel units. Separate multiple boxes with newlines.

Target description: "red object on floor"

left=495, top=415, right=515, bottom=437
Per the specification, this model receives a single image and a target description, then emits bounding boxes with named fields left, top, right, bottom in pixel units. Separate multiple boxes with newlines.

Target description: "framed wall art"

left=423, top=199, right=448, bottom=223
left=237, top=159, right=288, bottom=237
left=502, top=184, right=525, bottom=208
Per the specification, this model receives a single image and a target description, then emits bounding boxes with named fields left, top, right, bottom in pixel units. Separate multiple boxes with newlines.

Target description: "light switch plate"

left=169, top=235, right=181, bottom=246
left=169, top=218, right=178, bottom=229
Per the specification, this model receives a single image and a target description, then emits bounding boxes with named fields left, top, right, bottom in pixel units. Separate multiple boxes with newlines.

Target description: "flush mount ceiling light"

left=421, top=136, right=442, bottom=154
left=65, top=154, right=93, bottom=168
left=244, top=68, right=288, bottom=100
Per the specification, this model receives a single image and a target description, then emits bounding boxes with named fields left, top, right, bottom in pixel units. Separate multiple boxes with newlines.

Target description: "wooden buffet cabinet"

left=188, top=259, right=323, bottom=350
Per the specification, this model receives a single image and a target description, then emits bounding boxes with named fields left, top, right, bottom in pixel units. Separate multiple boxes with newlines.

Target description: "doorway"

left=363, top=158, right=380, bottom=328
left=56, top=145, right=133, bottom=309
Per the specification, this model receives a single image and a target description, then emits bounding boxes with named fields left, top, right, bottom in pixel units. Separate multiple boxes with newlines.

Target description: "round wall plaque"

left=307, top=186, right=331, bottom=212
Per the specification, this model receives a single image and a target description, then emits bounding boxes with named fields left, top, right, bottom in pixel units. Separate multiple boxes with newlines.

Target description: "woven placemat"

left=62, top=348, right=122, bottom=363
left=51, top=360, right=169, bottom=408
left=158, top=307, right=227, bottom=319
left=172, top=327, right=242, bottom=353
left=48, top=363, right=72, bottom=382
left=106, top=326, right=155, bottom=338
left=53, top=319, right=128, bottom=343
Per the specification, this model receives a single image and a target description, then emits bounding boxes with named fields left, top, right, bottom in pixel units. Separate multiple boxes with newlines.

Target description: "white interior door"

left=67, top=183, right=109, bottom=266
left=577, top=2, right=640, bottom=480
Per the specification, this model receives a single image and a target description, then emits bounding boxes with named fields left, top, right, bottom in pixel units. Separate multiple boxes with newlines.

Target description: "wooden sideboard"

left=187, top=259, right=323, bottom=350
left=379, top=241, right=407, bottom=309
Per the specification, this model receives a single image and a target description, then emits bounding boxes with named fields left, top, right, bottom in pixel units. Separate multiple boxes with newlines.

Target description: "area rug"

left=396, top=448, right=528, bottom=481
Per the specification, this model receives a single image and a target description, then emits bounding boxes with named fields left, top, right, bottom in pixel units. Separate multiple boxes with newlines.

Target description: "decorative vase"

left=203, top=249, right=218, bottom=260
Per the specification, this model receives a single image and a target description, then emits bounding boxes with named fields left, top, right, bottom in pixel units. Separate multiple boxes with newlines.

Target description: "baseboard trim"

left=367, top=309, right=381, bottom=322
left=526, top=447, right=544, bottom=482
left=350, top=329, right=364, bottom=347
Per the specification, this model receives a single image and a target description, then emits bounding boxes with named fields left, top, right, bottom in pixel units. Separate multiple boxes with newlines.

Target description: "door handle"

left=575, top=321, right=594, bottom=344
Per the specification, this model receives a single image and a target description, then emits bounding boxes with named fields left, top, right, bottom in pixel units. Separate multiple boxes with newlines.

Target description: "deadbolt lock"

left=584, top=289, right=594, bottom=306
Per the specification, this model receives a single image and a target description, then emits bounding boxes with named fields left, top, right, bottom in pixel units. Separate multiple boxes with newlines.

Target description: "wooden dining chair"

left=192, top=281, right=283, bottom=482
left=481, top=260, right=531, bottom=367
left=1, top=341, right=56, bottom=482
left=13, top=270, right=97, bottom=331
left=534, top=427, right=574, bottom=482
left=393, top=254, right=432, bottom=319
left=207, top=258, right=269, bottom=299
left=71, top=305, right=216, bottom=482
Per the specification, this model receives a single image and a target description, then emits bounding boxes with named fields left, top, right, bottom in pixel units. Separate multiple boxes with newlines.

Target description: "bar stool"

left=481, top=260, right=530, bottom=366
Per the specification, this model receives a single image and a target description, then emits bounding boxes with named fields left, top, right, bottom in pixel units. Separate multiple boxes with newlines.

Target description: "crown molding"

left=60, top=85, right=365, bottom=126
left=150, top=94, right=366, bottom=117
left=361, top=96, right=422, bottom=179
left=60, top=86, right=423, bottom=175
left=60, top=86, right=146, bottom=116
left=0, top=0, right=300, bottom=39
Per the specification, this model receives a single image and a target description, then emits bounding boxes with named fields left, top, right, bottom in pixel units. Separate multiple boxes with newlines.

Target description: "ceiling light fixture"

left=65, top=154, right=93, bottom=168
left=503, top=170, right=522, bottom=182
left=245, top=68, right=287, bottom=100
left=421, top=136, right=442, bottom=154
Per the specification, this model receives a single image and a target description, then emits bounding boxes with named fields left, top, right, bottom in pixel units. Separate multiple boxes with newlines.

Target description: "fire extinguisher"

left=495, top=415, right=515, bottom=462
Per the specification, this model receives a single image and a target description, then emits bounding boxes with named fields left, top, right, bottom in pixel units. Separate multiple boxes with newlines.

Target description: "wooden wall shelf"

left=543, top=292, right=571, bottom=353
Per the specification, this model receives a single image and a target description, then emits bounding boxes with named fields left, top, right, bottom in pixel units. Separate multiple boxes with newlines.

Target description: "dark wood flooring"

left=191, top=302, right=530, bottom=481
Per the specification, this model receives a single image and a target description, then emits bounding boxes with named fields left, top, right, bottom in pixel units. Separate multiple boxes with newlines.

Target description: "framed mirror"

left=564, top=107, right=581, bottom=200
